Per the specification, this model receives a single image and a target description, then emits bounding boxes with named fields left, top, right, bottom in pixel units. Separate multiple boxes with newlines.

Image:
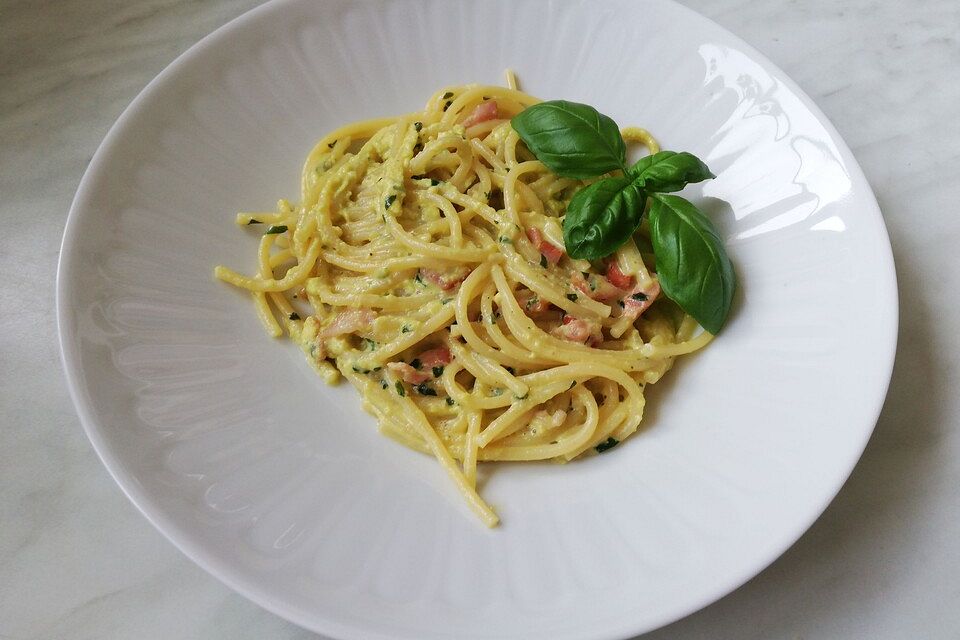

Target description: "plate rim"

left=56, top=0, right=899, bottom=638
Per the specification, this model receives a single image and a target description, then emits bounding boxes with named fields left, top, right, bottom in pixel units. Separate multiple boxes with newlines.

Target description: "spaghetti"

left=215, top=74, right=713, bottom=526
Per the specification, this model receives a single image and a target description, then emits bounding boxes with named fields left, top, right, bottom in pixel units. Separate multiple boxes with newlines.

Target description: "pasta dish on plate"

left=215, top=71, right=734, bottom=526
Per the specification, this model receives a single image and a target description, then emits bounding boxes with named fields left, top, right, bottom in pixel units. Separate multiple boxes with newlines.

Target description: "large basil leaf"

left=649, top=194, right=735, bottom=333
left=511, top=101, right=627, bottom=179
left=629, top=151, right=715, bottom=193
left=563, top=177, right=646, bottom=260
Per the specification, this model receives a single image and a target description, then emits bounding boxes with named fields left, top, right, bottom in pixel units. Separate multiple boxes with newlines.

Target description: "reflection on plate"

left=57, top=0, right=897, bottom=638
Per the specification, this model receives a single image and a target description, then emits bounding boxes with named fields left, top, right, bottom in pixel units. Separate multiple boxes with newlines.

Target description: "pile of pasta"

left=215, top=75, right=712, bottom=526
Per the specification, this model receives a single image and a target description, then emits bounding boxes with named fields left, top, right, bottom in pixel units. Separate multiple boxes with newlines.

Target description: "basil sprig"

left=511, top=100, right=736, bottom=333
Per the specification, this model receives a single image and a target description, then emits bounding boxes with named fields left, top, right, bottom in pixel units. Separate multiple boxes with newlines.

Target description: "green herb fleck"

left=401, top=325, right=411, bottom=333
left=515, top=392, right=529, bottom=400
left=410, top=358, right=422, bottom=370
left=414, top=121, right=423, bottom=132
left=384, top=194, right=396, bottom=210
left=443, top=100, right=452, bottom=111
left=288, top=312, right=301, bottom=321
left=327, top=140, right=336, bottom=148
left=539, top=254, right=547, bottom=268
left=505, top=366, right=515, bottom=375
left=595, top=437, right=619, bottom=453
left=442, top=91, right=454, bottom=99
left=416, top=383, right=437, bottom=396
left=445, top=397, right=455, bottom=406
left=432, top=365, right=444, bottom=378
left=566, top=293, right=578, bottom=302
left=395, top=381, right=406, bottom=396
left=265, top=225, right=287, bottom=235
left=247, top=218, right=261, bottom=225
left=631, top=292, right=648, bottom=301
left=380, top=380, right=389, bottom=389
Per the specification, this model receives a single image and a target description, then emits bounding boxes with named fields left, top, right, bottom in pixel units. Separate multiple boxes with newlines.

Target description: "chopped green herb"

left=595, top=437, right=619, bottom=453
left=413, top=142, right=424, bottom=154
left=631, top=292, right=648, bottom=301
left=414, top=271, right=425, bottom=285
left=430, top=178, right=440, bottom=186
left=445, top=397, right=455, bottom=406
left=416, top=383, right=437, bottom=396
left=442, top=91, right=454, bottom=99
left=441, top=298, right=452, bottom=305
left=566, top=293, right=578, bottom=302
left=401, top=325, right=411, bottom=333
left=380, top=380, right=389, bottom=389
left=410, top=358, right=422, bottom=370
left=327, top=140, right=336, bottom=148
left=505, top=366, right=516, bottom=375
left=540, top=254, right=548, bottom=268
left=432, top=366, right=444, bottom=378
left=443, top=100, right=452, bottom=111
left=362, top=338, right=377, bottom=351
left=498, top=236, right=512, bottom=244
left=617, top=300, right=625, bottom=308
left=414, top=121, right=423, bottom=132
left=395, top=381, right=406, bottom=396
left=265, top=225, right=287, bottom=235
left=384, top=194, right=397, bottom=209
left=288, top=312, right=301, bottom=321
left=515, top=392, right=529, bottom=400
left=246, top=218, right=261, bottom=225
left=569, top=380, right=577, bottom=389
left=351, top=365, right=371, bottom=374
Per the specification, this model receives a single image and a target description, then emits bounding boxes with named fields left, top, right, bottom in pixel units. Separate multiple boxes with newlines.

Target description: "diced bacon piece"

left=571, top=271, right=622, bottom=302
left=526, top=227, right=564, bottom=265
left=552, top=315, right=602, bottom=346
left=320, top=308, right=377, bottom=338
left=516, top=289, right=552, bottom=314
left=620, top=279, right=661, bottom=322
left=418, top=346, right=452, bottom=367
left=606, top=262, right=634, bottom=290
left=461, top=100, right=499, bottom=128
left=387, top=362, right=431, bottom=384
left=420, top=267, right=469, bottom=291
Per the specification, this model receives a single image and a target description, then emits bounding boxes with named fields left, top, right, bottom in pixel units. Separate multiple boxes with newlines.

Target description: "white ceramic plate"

left=57, top=0, right=897, bottom=638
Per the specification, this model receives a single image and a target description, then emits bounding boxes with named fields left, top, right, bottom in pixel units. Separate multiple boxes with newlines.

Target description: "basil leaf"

left=511, top=100, right=627, bottom=179
left=563, top=177, right=645, bottom=259
left=649, top=194, right=735, bottom=333
left=629, top=151, right=715, bottom=193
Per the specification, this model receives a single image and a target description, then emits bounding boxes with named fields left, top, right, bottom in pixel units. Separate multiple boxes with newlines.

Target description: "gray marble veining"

left=1, top=0, right=958, bottom=638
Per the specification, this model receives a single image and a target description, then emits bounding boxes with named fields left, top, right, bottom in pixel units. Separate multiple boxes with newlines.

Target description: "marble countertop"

left=2, top=0, right=958, bottom=638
